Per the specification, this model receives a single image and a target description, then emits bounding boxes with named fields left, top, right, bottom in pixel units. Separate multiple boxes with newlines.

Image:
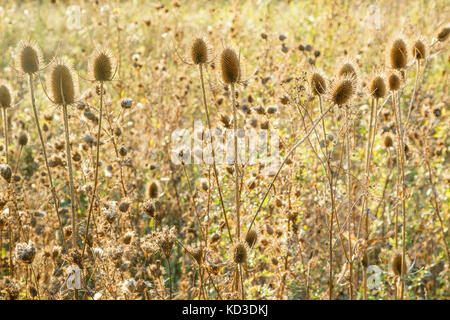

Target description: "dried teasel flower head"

left=388, top=36, right=408, bottom=70
left=231, top=241, right=249, bottom=264
left=0, top=164, right=12, bottom=183
left=245, top=229, right=258, bottom=248
left=220, top=48, right=241, bottom=84
left=388, top=72, right=401, bottom=91
left=190, top=37, right=210, bottom=65
left=15, top=40, right=43, bottom=75
left=390, top=251, right=409, bottom=276
left=368, top=72, right=387, bottom=99
left=337, top=58, right=359, bottom=80
left=330, top=75, right=357, bottom=106
left=309, top=68, right=327, bottom=96
left=17, top=131, right=28, bottom=146
left=411, top=38, right=427, bottom=60
left=48, top=61, right=78, bottom=105
left=16, top=241, right=36, bottom=264
left=437, top=23, right=450, bottom=42
left=89, top=48, right=116, bottom=81
left=148, top=180, right=161, bottom=199
left=0, top=82, right=13, bottom=109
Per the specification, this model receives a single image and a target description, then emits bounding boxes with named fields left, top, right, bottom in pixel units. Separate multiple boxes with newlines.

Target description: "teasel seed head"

left=390, top=251, right=408, bottom=276
left=411, top=39, right=426, bottom=60
left=15, top=40, right=43, bottom=75
left=220, top=48, right=241, bottom=84
left=148, top=180, right=160, bottom=199
left=17, top=131, right=28, bottom=146
left=389, top=37, right=408, bottom=70
left=368, top=74, right=387, bottom=99
left=191, top=37, right=208, bottom=65
left=330, top=76, right=356, bottom=106
left=388, top=72, right=401, bottom=91
left=383, top=133, right=394, bottom=148
left=309, top=69, right=327, bottom=95
left=90, top=49, right=115, bottom=81
left=245, top=229, right=258, bottom=248
left=437, top=24, right=450, bottom=42
left=232, top=241, right=248, bottom=264
left=48, top=62, right=77, bottom=105
left=0, top=164, right=12, bottom=183
left=337, top=59, right=358, bottom=79
left=0, top=83, right=13, bottom=109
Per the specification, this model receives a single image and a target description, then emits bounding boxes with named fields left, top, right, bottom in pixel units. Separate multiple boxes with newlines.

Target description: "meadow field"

left=0, top=0, right=449, bottom=300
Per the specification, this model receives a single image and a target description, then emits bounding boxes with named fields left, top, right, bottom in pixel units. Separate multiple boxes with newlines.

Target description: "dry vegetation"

left=0, top=0, right=449, bottom=300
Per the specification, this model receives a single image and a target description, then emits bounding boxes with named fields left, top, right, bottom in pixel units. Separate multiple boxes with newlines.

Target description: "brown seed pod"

left=17, top=131, right=28, bottom=146
left=337, top=59, right=358, bottom=79
left=48, top=62, right=77, bottom=105
left=330, top=77, right=356, bottom=106
left=369, top=74, right=387, bottom=99
left=309, top=70, right=327, bottom=95
left=191, top=38, right=208, bottom=65
left=390, top=251, right=408, bottom=276
left=437, top=24, right=450, bottom=42
left=383, top=133, right=394, bottom=148
left=389, top=37, right=408, bottom=70
left=15, top=40, right=43, bottom=75
left=411, top=39, right=426, bottom=60
left=245, top=229, right=258, bottom=248
left=220, top=48, right=240, bottom=84
left=90, top=49, right=115, bottom=81
left=0, top=83, right=13, bottom=109
left=232, top=242, right=248, bottom=264
left=148, top=181, right=160, bottom=199
left=388, top=72, right=401, bottom=91
left=0, top=164, right=12, bottom=183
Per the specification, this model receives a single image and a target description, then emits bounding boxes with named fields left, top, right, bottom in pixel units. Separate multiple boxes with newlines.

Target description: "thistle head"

left=90, top=49, right=115, bottom=82
left=0, top=82, right=13, bottom=109
left=389, top=36, right=408, bottom=70
left=330, top=76, right=357, bottom=106
left=191, top=38, right=209, bottom=65
left=15, top=40, right=43, bottom=75
left=220, top=48, right=241, bottom=84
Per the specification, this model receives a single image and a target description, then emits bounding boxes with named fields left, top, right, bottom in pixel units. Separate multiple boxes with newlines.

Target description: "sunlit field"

left=0, top=0, right=449, bottom=300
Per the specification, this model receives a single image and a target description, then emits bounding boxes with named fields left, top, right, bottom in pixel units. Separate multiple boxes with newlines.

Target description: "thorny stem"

left=29, top=74, right=66, bottom=250
left=198, top=64, right=233, bottom=243
left=344, top=107, right=353, bottom=300
left=2, top=108, right=8, bottom=164
left=248, top=104, right=334, bottom=233
left=82, top=81, right=104, bottom=261
left=230, top=83, right=240, bottom=241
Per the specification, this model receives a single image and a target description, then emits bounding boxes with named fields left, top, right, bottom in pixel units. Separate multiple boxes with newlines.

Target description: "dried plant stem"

left=61, top=100, right=77, bottom=248
left=344, top=107, right=353, bottom=300
left=403, top=60, right=421, bottom=134
left=319, top=95, right=336, bottom=300
left=13, top=145, right=23, bottom=176
left=198, top=64, right=233, bottom=243
left=248, top=104, right=334, bottom=233
left=392, top=90, right=407, bottom=299
left=82, top=81, right=104, bottom=260
left=2, top=108, right=8, bottom=164
left=29, top=74, right=66, bottom=250
left=230, top=83, right=240, bottom=240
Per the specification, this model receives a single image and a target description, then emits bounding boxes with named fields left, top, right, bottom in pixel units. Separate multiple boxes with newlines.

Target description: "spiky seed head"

left=369, top=75, right=387, bottom=99
left=15, top=41, right=43, bottom=75
left=389, top=38, right=408, bottom=70
left=90, top=49, right=115, bottom=81
left=245, top=229, right=258, bottom=248
left=220, top=48, right=240, bottom=84
left=148, top=181, right=160, bottom=199
left=309, top=71, right=327, bottom=95
left=412, top=39, right=426, bottom=60
left=390, top=251, right=407, bottom=276
left=338, top=61, right=358, bottom=79
left=437, top=25, right=450, bottom=42
left=388, top=72, right=401, bottom=91
left=0, top=83, right=13, bottom=109
left=383, top=134, right=393, bottom=148
left=18, top=131, right=28, bottom=146
left=0, top=164, right=12, bottom=183
left=331, top=77, right=356, bottom=106
left=191, top=38, right=208, bottom=65
left=49, top=63, right=77, bottom=105
left=232, top=242, right=248, bottom=264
